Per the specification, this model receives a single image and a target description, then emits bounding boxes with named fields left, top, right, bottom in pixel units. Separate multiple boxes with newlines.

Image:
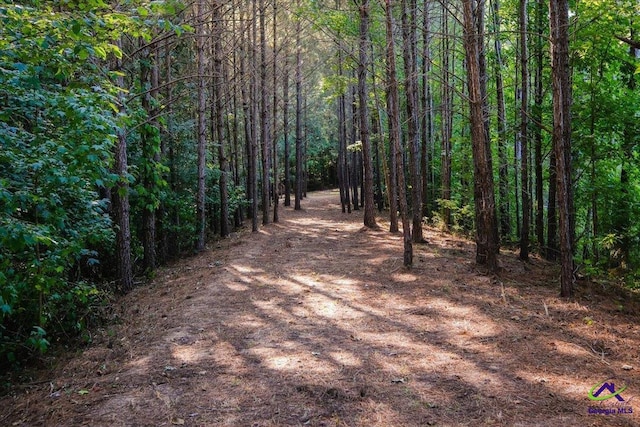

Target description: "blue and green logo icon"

left=588, top=379, right=627, bottom=402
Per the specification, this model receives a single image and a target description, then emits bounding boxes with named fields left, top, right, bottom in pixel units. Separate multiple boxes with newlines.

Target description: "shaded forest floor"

left=3, top=190, right=640, bottom=426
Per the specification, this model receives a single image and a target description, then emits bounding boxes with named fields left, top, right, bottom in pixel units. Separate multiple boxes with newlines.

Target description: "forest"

left=1, top=0, right=639, bottom=371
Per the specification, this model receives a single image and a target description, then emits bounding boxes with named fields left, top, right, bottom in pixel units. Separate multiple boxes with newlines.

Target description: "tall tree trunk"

left=549, top=0, right=574, bottom=296
left=213, top=0, right=229, bottom=237
left=441, top=4, right=453, bottom=228
left=534, top=0, right=545, bottom=252
left=519, top=0, right=530, bottom=261
left=385, top=0, right=412, bottom=265
left=294, top=0, right=304, bottom=211
left=350, top=83, right=360, bottom=210
left=283, top=59, right=292, bottom=207
left=196, top=0, right=208, bottom=250
left=139, top=42, right=158, bottom=273
left=547, top=148, right=558, bottom=260
left=463, top=0, right=499, bottom=270
left=420, top=0, right=434, bottom=218
left=113, top=40, right=134, bottom=293
left=401, top=0, right=424, bottom=242
left=239, top=6, right=256, bottom=232
left=260, top=0, right=270, bottom=225
left=491, top=0, right=511, bottom=241
left=336, top=35, right=351, bottom=214
left=272, top=0, right=279, bottom=223
left=250, top=0, right=260, bottom=230
left=355, top=0, right=377, bottom=228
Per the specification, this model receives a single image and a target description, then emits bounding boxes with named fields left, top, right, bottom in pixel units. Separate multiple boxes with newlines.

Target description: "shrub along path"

left=2, top=190, right=640, bottom=426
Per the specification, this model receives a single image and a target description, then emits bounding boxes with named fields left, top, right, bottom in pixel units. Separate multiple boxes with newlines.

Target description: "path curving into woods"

left=3, top=190, right=640, bottom=426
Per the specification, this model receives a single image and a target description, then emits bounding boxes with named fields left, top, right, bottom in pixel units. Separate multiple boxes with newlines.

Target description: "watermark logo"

left=587, top=378, right=634, bottom=415
left=588, top=380, right=627, bottom=402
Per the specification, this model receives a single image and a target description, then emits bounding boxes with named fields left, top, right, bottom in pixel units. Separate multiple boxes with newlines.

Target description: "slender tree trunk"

left=139, top=43, right=158, bottom=273
left=283, top=59, right=292, bottom=207
left=534, top=0, right=545, bottom=251
left=196, top=0, right=207, bottom=250
left=385, top=0, right=412, bottom=265
left=350, top=83, right=360, bottom=210
left=401, top=0, right=424, bottom=242
left=549, top=0, right=574, bottom=296
left=239, top=8, right=256, bottom=231
left=369, top=56, right=385, bottom=212
left=250, top=0, right=260, bottom=230
left=441, top=4, right=453, bottom=228
left=420, top=1, right=433, bottom=218
left=463, top=0, right=499, bottom=270
left=260, top=0, right=270, bottom=225
left=355, top=0, right=377, bottom=228
left=113, top=40, right=134, bottom=293
left=213, top=0, right=229, bottom=237
left=491, top=0, right=511, bottom=241
left=519, top=0, right=530, bottom=261
left=295, top=0, right=304, bottom=211
left=160, top=38, right=175, bottom=259
left=272, top=0, right=279, bottom=223
left=547, top=148, right=558, bottom=260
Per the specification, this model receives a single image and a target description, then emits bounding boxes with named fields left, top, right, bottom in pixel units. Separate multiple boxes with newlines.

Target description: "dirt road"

left=3, top=190, right=639, bottom=426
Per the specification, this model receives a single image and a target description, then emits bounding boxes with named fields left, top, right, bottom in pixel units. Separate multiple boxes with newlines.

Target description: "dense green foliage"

left=0, top=3, right=127, bottom=363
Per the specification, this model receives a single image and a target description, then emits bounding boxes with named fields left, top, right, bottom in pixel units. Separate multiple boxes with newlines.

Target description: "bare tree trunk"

left=139, top=42, right=157, bottom=273
left=355, top=0, right=377, bottom=228
left=283, top=59, right=292, bottom=207
left=549, top=0, right=574, bottom=296
left=113, top=40, right=134, bottom=293
left=440, top=3, right=453, bottom=228
left=420, top=0, right=434, bottom=218
left=490, top=0, right=511, bottom=241
left=463, top=0, right=499, bottom=270
left=260, top=0, right=270, bottom=225
left=250, top=0, right=260, bottom=230
left=547, top=148, right=558, bottom=260
left=534, top=0, right=545, bottom=252
left=213, top=0, right=229, bottom=237
left=401, top=0, right=424, bottom=242
left=519, top=0, right=530, bottom=261
left=350, top=82, right=360, bottom=210
left=196, top=0, right=208, bottom=250
left=294, top=0, right=303, bottom=211
left=385, top=0, right=412, bottom=265
left=272, top=0, right=279, bottom=223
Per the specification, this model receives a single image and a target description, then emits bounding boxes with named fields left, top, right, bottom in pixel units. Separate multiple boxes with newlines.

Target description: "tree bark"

left=213, top=0, right=229, bottom=237
left=549, top=0, right=574, bottom=296
left=440, top=3, right=453, bottom=229
left=401, top=0, right=423, bottom=242
left=260, top=0, right=270, bottom=225
left=463, top=0, right=499, bottom=271
left=385, top=0, right=412, bottom=265
left=295, top=0, right=303, bottom=211
left=519, top=0, right=530, bottom=261
left=112, top=39, right=134, bottom=293
left=139, top=42, right=158, bottom=273
left=196, top=0, right=207, bottom=250
left=355, top=0, right=377, bottom=228
left=283, top=59, right=292, bottom=207
left=490, top=0, right=511, bottom=241
left=534, top=0, right=545, bottom=252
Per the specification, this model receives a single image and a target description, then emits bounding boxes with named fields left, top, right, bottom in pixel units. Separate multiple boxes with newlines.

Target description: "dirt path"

left=3, top=190, right=640, bottom=426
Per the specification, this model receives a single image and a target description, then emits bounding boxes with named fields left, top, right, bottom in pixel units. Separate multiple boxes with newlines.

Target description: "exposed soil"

left=2, top=190, right=640, bottom=426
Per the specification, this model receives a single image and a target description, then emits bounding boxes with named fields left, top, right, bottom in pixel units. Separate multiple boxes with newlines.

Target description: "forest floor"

left=2, top=189, right=640, bottom=427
